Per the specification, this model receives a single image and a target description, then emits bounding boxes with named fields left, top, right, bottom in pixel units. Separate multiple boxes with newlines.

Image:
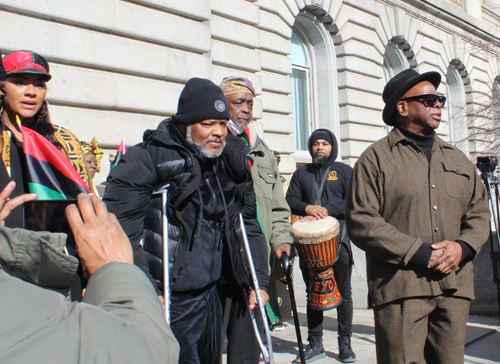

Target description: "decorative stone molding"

left=390, top=36, right=418, bottom=69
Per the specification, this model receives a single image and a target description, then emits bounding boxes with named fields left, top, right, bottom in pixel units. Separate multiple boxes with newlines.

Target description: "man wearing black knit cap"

left=286, top=129, right=356, bottom=363
left=104, top=77, right=269, bottom=364
left=345, top=69, right=490, bottom=363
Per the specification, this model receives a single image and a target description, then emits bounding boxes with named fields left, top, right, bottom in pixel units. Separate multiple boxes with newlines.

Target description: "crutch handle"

left=281, top=252, right=290, bottom=277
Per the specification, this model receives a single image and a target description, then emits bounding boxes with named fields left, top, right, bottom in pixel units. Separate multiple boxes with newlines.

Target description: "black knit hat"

left=382, top=69, right=441, bottom=126
left=0, top=50, right=6, bottom=81
left=307, top=128, right=338, bottom=163
left=308, top=129, right=333, bottom=146
left=173, top=77, right=230, bottom=124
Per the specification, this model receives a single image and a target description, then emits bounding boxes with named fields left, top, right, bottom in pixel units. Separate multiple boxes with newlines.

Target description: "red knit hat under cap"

left=2, top=51, right=51, bottom=81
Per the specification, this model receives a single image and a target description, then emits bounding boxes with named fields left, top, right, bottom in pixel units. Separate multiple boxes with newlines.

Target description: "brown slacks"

left=373, top=295, right=470, bottom=364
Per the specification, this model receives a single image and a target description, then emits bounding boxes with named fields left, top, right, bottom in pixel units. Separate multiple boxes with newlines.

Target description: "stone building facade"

left=1, top=0, right=499, bottom=313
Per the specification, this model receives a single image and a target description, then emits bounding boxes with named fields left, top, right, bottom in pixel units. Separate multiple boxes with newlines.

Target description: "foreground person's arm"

left=68, top=194, right=180, bottom=363
left=0, top=194, right=179, bottom=364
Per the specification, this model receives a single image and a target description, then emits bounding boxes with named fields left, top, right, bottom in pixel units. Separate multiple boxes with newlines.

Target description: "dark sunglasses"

left=399, top=94, right=446, bottom=108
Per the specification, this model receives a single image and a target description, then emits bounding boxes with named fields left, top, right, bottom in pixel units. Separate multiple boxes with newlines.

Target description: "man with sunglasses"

left=345, top=69, right=490, bottom=363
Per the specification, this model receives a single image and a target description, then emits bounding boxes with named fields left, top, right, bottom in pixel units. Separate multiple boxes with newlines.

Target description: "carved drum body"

left=291, top=216, right=342, bottom=311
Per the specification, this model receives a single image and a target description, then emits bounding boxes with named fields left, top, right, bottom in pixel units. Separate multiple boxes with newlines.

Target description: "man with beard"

left=286, top=129, right=356, bottom=363
left=104, top=78, right=269, bottom=364
left=220, top=77, right=293, bottom=364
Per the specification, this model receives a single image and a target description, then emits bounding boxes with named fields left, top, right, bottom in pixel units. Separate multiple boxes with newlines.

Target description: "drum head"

left=291, top=216, right=339, bottom=244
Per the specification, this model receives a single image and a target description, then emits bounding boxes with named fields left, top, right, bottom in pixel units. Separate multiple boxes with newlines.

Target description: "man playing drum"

left=286, top=129, right=356, bottom=363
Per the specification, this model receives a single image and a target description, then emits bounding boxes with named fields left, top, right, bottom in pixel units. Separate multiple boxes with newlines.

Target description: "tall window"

left=291, top=30, right=313, bottom=151
left=446, top=66, right=468, bottom=153
left=382, top=42, right=409, bottom=133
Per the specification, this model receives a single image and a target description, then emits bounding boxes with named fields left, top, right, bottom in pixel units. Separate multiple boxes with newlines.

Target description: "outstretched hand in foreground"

left=0, top=181, right=37, bottom=225
left=65, top=193, right=133, bottom=276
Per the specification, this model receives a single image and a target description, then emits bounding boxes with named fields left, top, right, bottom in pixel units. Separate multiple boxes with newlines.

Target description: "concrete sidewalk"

left=268, top=308, right=500, bottom=364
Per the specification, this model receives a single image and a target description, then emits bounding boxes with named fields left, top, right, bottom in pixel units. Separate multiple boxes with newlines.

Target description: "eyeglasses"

left=399, top=94, right=446, bottom=108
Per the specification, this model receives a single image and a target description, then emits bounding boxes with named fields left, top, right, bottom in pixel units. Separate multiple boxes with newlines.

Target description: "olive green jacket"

left=0, top=226, right=179, bottom=363
left=247, top=124, right=293, bottom=261
left=346, top=128, right=490, bottom=307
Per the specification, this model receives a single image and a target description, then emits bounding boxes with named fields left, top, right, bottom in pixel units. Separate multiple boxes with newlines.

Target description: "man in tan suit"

left=346, top=69, right=490, bottom=364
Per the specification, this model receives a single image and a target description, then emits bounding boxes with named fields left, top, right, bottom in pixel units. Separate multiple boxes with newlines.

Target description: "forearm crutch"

left=153, top=186, right=171, bottom=324
left=162, top=189, right=170, bottom=324
left=239, top=214, right=275, bottom=364
left=281, top=252, right=306, bottom=364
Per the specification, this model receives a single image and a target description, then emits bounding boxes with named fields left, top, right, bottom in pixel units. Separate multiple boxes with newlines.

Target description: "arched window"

left=291, top=29, right=314, bottom=151
left=289, top=11, right=339, bottom=164
left=382, top=41, right=409, bottom=133
left=383, top=42, right=408, bottom=82
left=446, top=61, right=469, bottom=153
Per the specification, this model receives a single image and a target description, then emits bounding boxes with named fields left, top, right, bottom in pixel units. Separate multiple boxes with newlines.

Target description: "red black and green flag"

left=21, top=124, right=90, bottom=200
left=110, top=136, right=127, bottom=170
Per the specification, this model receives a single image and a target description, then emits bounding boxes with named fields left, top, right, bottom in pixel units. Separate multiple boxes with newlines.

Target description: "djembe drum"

left=291, top=216, right=342, bottom=311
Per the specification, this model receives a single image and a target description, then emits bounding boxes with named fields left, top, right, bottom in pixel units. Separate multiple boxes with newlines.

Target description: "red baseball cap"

left=2, top=51, right=51, bottom=81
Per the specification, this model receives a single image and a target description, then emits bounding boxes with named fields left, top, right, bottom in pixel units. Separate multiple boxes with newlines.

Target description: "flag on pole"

left=18, top=116, right=90, bottom=200
left=110, top=134, right=127, bottom=170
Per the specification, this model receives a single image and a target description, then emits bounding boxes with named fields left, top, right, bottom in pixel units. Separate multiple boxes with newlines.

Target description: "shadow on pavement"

left=272, top=312, right=376, bottom=357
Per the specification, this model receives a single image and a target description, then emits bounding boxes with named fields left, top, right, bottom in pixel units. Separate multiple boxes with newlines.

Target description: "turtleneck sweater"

left=396, top=124, right=435, bottom=162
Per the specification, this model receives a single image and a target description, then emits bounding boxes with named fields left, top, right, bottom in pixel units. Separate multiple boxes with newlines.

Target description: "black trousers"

left=221, top=284, right=264, bottom=364
left=300, top=242, right=353, bottom=342
left=170, top=283, right=222, bottom=364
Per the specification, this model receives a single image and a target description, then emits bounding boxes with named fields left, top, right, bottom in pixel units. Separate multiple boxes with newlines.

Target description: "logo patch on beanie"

left=214, top=100, right=226, bottom=113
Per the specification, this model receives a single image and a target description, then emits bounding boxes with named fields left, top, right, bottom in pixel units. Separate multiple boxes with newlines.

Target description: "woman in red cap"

left=0, top=50, right=94, bottom=227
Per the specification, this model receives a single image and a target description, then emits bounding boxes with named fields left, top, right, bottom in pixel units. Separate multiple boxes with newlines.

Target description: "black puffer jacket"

left=104, top=119, right=269, bottom=295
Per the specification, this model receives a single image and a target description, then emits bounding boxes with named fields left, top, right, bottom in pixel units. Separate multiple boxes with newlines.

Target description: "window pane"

left=292, top=68, right=310, bottom=151
left=291, top=32, right=308, bottom=67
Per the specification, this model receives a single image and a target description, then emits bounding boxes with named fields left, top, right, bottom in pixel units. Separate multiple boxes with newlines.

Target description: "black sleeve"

left=457, top=240, right=476, bottom=263
left=324, top=164, right=353, bottom=218
left=286, top=169, right=308, bottom=216
left=103, top=146, right=158, bottom=290
left=409, top=243, right=433, bottom=266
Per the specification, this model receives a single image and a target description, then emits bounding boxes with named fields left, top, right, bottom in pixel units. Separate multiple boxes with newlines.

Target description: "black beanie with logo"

left=173, top=77, right=230, bottom=124
left=309, top=129, right=333, bottom=146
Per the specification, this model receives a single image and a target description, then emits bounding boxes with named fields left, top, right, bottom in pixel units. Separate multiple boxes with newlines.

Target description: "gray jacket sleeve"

left=251, top=143, right=293, bottom=253
left=0, top=263, right=179, bottom=364
left=0, top=226, right=77, bottom=296
left=267, top=151, right=293, bottom=252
